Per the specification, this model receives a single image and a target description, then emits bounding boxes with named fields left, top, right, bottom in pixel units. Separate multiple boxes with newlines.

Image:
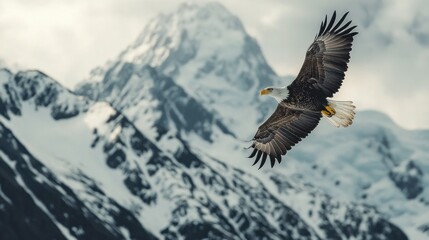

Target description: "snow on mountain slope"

left=77, top=1, right=283, bottom=136
left=0, top=67, right=408, bottom=239
left=266, top=172, right=408, bottom=240
left=0, top=69, right=159, bottom=239
left=268, top=111, right=429, bottom=239
left=0, top=68, right=320, bottom=239
left=0, top=121, right=158, bottom=240
left=79, top=64, right=233, bottom=144
left=77, top=61, right=243, bottom=170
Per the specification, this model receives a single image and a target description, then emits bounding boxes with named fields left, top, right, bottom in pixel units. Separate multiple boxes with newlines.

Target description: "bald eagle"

left=248, top=11, right=358, bottom=169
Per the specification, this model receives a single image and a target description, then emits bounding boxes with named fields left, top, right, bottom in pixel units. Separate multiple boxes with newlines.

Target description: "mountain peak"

left=119, top=1, right=247, bottom=69
left=79, top=2, right=280, bottom=136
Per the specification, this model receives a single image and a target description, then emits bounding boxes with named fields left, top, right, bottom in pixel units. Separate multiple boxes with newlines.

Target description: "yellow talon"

left=321, top=109, right=331, bottom=117
left=322, top=105, right=336, bottom=117
left=325, top=105, right=336, bottom=115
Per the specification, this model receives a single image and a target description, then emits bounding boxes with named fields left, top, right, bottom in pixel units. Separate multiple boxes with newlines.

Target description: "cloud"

left=0, top=0, right=428, bottom=129
left=358, top=0, right=384, bottom=28
left=408, top=12, right=429, bottom=46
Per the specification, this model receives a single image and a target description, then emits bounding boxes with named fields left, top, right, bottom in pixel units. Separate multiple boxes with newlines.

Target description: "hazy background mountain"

left=1, top=1, right=428, bottom=240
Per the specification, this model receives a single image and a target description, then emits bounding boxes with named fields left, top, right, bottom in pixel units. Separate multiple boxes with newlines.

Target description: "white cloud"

left=1, top=0, right=428, bottom=129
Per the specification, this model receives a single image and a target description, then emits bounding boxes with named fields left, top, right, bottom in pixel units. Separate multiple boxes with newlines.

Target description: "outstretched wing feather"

left=293, top=11, right=358, bottom=98
left=248, top=105, right=321, bottom=169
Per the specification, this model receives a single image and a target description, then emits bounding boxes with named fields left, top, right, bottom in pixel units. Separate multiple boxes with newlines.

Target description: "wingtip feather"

left=276, top=155, right=282, bottom=164
left=248, top=148, right=258, bottom=158
left=324, top=11, right=337, bottom=34
left=269, top=155, right=276, bottom=168
left=258, top=153, right=268, bottom=170
left=252, top=151, right=262, bottom=166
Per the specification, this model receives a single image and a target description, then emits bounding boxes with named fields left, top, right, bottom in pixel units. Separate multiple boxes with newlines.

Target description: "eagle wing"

left=248, top=105, right=322, bottom=169
left=293, top=11, right=358, bottom=98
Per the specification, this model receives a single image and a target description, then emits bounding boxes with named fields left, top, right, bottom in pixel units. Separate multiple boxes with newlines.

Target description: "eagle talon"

left=322, top=105, right=336, bottom=117
left=321, top=109, right=332, bottom=117
left=325, top=105, right=336, bottom=115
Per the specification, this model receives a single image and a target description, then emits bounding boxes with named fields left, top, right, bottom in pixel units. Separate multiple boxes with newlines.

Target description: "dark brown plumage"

left=248, top=11, right=358, bottom=169
left=295, top=11, right=357, bottom=98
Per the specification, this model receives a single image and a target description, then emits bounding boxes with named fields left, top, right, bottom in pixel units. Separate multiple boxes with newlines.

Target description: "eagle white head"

left=260, top=87, right=289, bottom=103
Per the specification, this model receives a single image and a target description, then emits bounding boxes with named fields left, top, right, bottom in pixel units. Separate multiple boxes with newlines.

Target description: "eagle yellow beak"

left=260, top=89, right=270, bottom=95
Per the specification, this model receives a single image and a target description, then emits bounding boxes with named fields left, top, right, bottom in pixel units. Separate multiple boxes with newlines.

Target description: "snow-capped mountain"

left=0, top=68, right=407, bottom=239
left=0, top=69, right=156, bottom=239
left=77, top=1, right=282, bottom=136
left=1, top=1, right=426, bottom=239
left=275, top=111, right=429, bottom=239
left=79, top=63, right=233, bottom=143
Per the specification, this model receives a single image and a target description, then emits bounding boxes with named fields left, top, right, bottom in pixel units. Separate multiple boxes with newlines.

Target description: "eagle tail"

left=323, top=100, right=356, bottom=127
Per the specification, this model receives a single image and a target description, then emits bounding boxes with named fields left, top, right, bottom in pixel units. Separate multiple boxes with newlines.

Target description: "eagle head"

left=260, top=87, right=288, bottom=102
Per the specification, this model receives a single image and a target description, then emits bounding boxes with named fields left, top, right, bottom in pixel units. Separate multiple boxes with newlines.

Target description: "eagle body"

left=285, top=80, right=328, bottom=111
left=248, top=11, right=358, bottom=169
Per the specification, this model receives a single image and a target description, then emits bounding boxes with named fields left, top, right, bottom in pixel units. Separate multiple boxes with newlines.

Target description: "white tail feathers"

left=323, top=100, right=356, bottom=128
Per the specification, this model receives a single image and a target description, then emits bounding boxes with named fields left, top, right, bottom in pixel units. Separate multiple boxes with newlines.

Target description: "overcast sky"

left=1, top=0, right=429, bottom=129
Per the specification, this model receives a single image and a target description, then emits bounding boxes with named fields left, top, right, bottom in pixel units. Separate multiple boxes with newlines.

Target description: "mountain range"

left=1, top=2, right=427, bottom=239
